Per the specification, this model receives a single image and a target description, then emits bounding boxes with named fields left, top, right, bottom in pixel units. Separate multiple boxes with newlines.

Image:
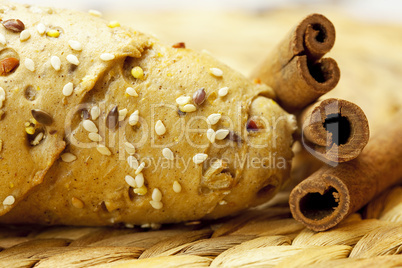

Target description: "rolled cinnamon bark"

left=300, top=98, right=370, bottom=163
left=289, top=111, right=402, bottom=231
left=251, top=13, right=340, bottom=112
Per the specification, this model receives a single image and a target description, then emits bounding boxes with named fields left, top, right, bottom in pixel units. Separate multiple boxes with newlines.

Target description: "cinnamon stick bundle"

left=251, top=14, right=340, bottom=112
left=289, top=111, right=402, bottom=231
left=300, top=98, right=370, bottom=163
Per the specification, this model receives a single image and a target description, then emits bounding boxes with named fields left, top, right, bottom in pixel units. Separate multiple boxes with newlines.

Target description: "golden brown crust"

left=0, top=1, right=295, bottom=225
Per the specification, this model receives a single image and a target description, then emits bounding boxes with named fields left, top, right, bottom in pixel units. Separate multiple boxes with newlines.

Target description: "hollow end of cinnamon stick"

left=291, top=111, right=402, bottom=232
left=299, top=56, right=340, bottom=96
left=295, top=13, right=336, bottom=60
left=250, top=13, right=339, bottom=112
left=301, top=98, right=370, bottom=163
left=289, top=173, right=350, bottom=232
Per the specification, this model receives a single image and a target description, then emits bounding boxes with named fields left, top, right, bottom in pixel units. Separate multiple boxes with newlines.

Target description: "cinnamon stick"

left=289, top=111, right=402, bottom=231
left=251, top=13, right=340, bottom=112
left=300, top=98, right=370, bottom=163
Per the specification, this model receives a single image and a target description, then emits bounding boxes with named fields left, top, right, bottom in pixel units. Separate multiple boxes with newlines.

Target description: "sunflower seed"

left=1, top=19, right=25, bottom=32
left=106, top=106, right=119, bottom=130
left=193, top=88, right=206, bottom=105
left=2, top=195, right=15, bottom=206
left=0, top=57, right=19, bottom=76
left=31, top=109, right=53, bottom=125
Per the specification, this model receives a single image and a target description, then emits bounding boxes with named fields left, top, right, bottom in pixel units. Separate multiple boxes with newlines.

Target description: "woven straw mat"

left=1, top=8, right=402, bottom=268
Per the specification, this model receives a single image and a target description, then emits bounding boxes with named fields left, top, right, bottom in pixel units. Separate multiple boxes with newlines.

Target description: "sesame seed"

left=19, top=29, right=31, bottom=41
left=108, top=21, right=120, bottom=28
left=125, top=142, right=136, bottom=155
left=46, top=29, right=60, bottom=38
left=129, top=110, right=139, bottom=126
left=126, top=87, right=138, bottom=97
left=68, top=40, right=82, bottom=51
left=135, top=173, right=144, bottom=188
left=24, top=58, right=35, bottom=72
left=100, top=53, right=115, bottom=61
left=66, top=54, right=80, bottom=65
left=210, top=67, right=223, bottom=77
left=141, top=223, right=150, bottom=228
left=162, top=148, right=174, bottom=160
left=88, top=132, right=102, bottom=142
left=215, top=129, right=230, bottom=140
left=207, top=113, right=221, bottom=125
left=173, top=181, right=182, bottom=193
left=36, top=23, right=46, bottom=35
left=135, top=162, right=145, bottom=175
left=62, top=82, right=74, bottom=96
left=0, top=140, right=3, bottom=152
left=96, top=145, right=111, bottom=156
left=193, top=153, right=208, bottom=164
left=127, top=156, right=139, bottom=169
left=125, top=223, right=135, bottom=228
left=0, top=33, right=6, bottom=45
left=152, top=188, right=162, bottom=202
left=151, top=223, right=161, bottom=229
left=61, top=153, right=77, bottom=163
left=218, top=87, right=229, bottom=97
left=118, top=108, right=128, bottom=121
left=131, top=66, right=144, bottom=79
left=149, top=200, right=163, bottom=210
left=50, top=56, right=61, bottom=71
left=176, top=95, right=191, bottom=106
left=206, top=129, right=216, bottom=143
left=180, top=104, right=196, bottom=113
left=31, top=132, right=44, bottom=145
left=134, top=185, right=147, bottom=195
left=71, top=197, right=84, bottom=209
left=91, top=106, right=100, bottom=120
left=219, top=200, right=227, bottom=205
left=155, top=120, right=166, bottom=136
left=125, top=175, right=137, bottom=188
left=3, top=195, right=15, bottom=206
left=83, top=120, right=98, bottom=133
left=89, top=9, right=102, bottom=17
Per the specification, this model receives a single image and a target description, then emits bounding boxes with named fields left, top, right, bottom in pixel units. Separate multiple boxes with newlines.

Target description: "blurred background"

left=9, top=0, right=402, bottom=131
left=11, top=0, right=402, bottom=24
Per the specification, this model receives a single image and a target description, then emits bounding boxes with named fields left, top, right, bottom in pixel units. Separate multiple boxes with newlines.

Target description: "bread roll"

left=0, top=1, right=295, bottom=225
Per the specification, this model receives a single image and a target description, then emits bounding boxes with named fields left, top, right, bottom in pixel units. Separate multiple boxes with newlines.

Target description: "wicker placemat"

left=0, top=186, right=401, bottom=267
left=1, top=8, right=401, bottom=268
